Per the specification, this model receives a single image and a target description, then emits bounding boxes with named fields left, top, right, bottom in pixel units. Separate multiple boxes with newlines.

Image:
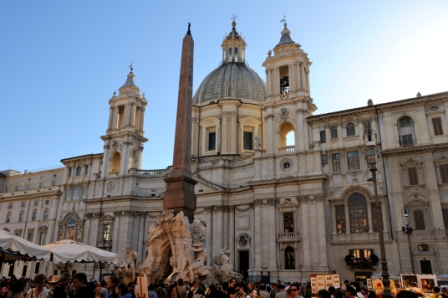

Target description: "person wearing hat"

left=51, top=273, right=71, bottom=298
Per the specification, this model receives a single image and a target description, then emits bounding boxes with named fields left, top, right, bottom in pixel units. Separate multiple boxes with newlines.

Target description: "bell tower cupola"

left=100, top=68, right=148, bottom=178
left=221, top=21, right=246, bottom=64
left=263, top=22, right=313, bottom=102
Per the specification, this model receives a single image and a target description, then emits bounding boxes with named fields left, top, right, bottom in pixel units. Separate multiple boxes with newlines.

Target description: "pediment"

left=277, top=199, right=298, bottom=209
left=401, top=158, right=422, bottom=167
left=194, top=177, right=224, bottom=193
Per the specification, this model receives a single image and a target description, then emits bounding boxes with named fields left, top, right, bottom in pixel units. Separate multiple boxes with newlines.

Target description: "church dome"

left=193, top=62, right=266, bottom=104
left=193, top=21, right=266, bottom=104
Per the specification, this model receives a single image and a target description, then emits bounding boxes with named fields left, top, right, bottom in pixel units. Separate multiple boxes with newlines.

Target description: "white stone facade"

left=1, top=23, right=447, bottom=282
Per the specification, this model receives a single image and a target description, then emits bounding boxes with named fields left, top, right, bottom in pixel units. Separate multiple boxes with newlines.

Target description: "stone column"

left=265, top=69, right=271, bottom=96
left=215, top=206, right=224, bottom=252
left=223, top=206, right=229, bottom=247
left=89, top=214, right=100, bottom=247
left=229, top=206, right=235, bottom=266
left=139, top=108, right=145, bottom=132
left=221, top=112, right=229, bottom=154
left=205, top=207, right=212, bottom=266
left=230, top=112, right=238, bottom=154
left=316, top=195, right=329, bottom=270
left=296, top=109, right=305, bottom=151
left=112, top=211, right=120, bottom=253
left=344, top=204, right=351, bottom=240
left=107, top=107, right=114, bottom=131
left=265, top=111, right=275, bottom=154
left=253, top=199, right=262, bottom=271
left=300, top=199, right=311, bottom=270
left=297, top=63, right=302, bottom=90
left=84, top=213, right=93, bottom=244
left=268, top=199, right=277, bottom=271
left=137, top=213, right=144, bottom=261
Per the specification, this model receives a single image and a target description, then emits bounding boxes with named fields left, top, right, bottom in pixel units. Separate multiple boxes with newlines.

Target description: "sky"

left=1, top=1, right=448, bottom=173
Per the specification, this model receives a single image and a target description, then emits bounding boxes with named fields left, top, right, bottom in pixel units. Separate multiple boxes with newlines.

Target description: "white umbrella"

left=0, top=229, right=51, bottom=261
left=42, top=239, right=118, bottom=264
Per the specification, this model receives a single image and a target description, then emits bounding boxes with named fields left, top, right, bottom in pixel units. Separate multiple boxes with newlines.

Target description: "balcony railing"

left=278, top=232, right=300, bottom=242
left=129, top=169, right=168, bottom=177
left=279, top=146, right=295, bottom=154
left=97, top=240, right=113, bottom=248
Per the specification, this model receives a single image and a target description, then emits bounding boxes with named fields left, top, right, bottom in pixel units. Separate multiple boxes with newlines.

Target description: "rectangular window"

left=440, top=164, right=448, bottom=183
left=283, top=212, right=294, bottom=232
left=332, top=153, right=341, bottom=172
left=19, top=213, right=24, bottom=222
left=402, top=134, right=414, bottom=148
left=73, top=187, right=79, bottom=200
left=371, top=203, right=382, bottom=232
left=321, top=155, right=328, bottom=165
left=102, top=224, right=111, bottom=241
left=320, top=131, right=326, bottom=143
left=407, top=167, right=419, bottom=185
left=442, top=208, right=448, bottom=229
left=331, top=127, right=338, bottom=139
left=432, top=117, right=443, bottom=136
left=38, top=232, right=46, bottom=245
left=34, top=262, right=40, bottom=274
left=43, top=211, right=48, bottom=220
left=414, top=210, right=425, bottom=230
left=349, top=249, right=372, bottom=258
left=366, top=149, right=375, bottom=165
left=243, top=131, right=253, bottom=150
left=32, top=212, right=37, bottom=221
left=15, top=186, right=19, bottom=191
left=81, top=186, right=86, bottom=199
left=14, top=230, right=21, bottom=237
left=51, top=180, right=56, bottom=186
left=335, top=205, right=346, bottom=233
left=27, top=231, right=34, bottom=242
left=347, top=151, right=360, bottom=170
left=35, top=200, right=39, bottom=206
left=208, top=131, right=216, bottom=151
left=38, top=183, right=43, bottom=188
left=64, top=189, right=70, bottom=200
left=21, top=202, right=25, bottom=207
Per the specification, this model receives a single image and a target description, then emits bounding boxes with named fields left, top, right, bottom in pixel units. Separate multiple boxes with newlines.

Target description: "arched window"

left=43, top=209, right=49, bottom=220
left=331, top=126, right=338, bottom=139
left=279, top=122, right=295, bottom=153
left=6, top=212, right=11, bottom=223
left=346, top=122, right=355, bottom=136
left=284, top=246, right=295, bottom=269
left=349, top=194, right=369, bottom=232
left=111, top=152, right=121, bottom=173
left=32, top=210, right=37, bottom=221
left=76, top=166, right=81, bottom=176
left=66, top=218, right=76, bottom=240
left=84, top=165, right=89, bottom=175
left=19, top=212, right=24, bottom=222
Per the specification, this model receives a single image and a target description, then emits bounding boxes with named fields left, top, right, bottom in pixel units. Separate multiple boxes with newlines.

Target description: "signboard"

left=310, top=274, right=340, bottom=294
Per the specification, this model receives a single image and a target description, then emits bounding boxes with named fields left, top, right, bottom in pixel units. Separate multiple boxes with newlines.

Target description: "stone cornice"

left=60, top=153, right=103, bottom=165
left=248, top=174, right=327, bottom=187
left=381, top=143, right=448, bottom=156
left=0, top=189, right=62, bottom=200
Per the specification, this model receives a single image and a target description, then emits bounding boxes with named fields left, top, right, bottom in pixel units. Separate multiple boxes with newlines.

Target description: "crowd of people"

left=1, top=275, right=447, bottom=298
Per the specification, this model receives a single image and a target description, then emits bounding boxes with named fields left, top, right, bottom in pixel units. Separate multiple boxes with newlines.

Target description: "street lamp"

left=402, top=207, right=415, bottom=273
left=365, top=128, right=392, bottom=298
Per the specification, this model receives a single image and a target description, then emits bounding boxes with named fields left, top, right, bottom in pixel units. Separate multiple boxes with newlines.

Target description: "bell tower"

left=100, top=68, right=148, bottom=178
left=262, top=22, right=316, bottom=154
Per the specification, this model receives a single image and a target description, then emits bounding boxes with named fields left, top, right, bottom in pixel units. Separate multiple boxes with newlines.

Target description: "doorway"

left=239, top=251, right=249, bottom=281
left=420, top=260, right=432, bottom=274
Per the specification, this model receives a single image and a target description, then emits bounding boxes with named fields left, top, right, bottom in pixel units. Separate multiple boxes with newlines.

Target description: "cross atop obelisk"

left=163, top=23, right=197, bottom=222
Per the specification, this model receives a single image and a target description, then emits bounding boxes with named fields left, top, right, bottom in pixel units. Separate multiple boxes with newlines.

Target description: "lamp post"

left=402, top=207, right=415, bottom=273
left=365, top=129, right=392, bottom=298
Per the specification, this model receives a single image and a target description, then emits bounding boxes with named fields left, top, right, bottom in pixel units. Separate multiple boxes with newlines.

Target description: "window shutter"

left=440, top=164, right=448, bottom=183
left=407, top=167, right=419, bottom=185
left=432, top=117, right=443, bottom=136
left=413, top=210, right=425, bottom=230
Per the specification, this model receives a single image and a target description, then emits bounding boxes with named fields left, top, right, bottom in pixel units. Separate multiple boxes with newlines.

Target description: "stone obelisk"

left=163, top=23, right=197, bottom=222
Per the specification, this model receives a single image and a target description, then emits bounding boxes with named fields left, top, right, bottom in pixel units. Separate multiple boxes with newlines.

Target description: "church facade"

left=1, top=21, right=448, bottom=282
